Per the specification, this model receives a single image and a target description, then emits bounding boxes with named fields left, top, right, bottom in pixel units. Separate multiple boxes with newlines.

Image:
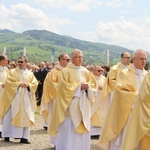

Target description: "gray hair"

left=71, top=49, right=82, bottom=58
left=132, top=49, right=147, bottom=58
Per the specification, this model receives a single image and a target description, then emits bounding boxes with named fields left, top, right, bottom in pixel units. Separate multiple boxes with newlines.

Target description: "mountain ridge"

left=0, top=29, right=134, bottom=65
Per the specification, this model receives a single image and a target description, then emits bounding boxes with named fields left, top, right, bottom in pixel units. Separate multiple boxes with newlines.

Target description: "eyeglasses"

left=73, top=56, right=83, bottom=59
left=122, top=57, right=131, bottom=59
left=18, top=61, right=24, bottom=63
left=94, top=70, right=103, bottom=72
left=62, top=59, right=70, bottom=62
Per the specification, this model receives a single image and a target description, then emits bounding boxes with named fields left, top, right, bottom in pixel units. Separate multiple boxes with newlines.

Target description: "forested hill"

left=0, top=29, right=133, bottom=65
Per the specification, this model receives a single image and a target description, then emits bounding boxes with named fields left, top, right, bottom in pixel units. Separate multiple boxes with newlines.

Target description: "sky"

left=0, top=0, right=150, bottom=52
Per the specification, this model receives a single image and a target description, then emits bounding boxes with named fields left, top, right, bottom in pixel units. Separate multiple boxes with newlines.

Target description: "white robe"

left=2, top=108, right=30, bottom=139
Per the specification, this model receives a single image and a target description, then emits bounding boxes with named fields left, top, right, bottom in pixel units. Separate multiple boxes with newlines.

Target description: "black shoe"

left=4, top=137, right=10, bottom=142
left=43, top=126, right=47, bottom=130
left=0, top=132, right=1, bottom=138
left=91, top=135, right=100, bottom=139
left=20, top=138, right=30, bottom=144
left=36, top=98, right=41, bottom=106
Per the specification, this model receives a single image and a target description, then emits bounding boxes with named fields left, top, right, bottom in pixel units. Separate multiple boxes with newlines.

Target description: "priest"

left=48, top=49, right=97, bottom=150
left=0, top=56, right=38, bottom=144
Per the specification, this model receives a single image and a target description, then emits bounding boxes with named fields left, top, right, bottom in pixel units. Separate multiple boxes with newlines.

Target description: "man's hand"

left=20, top=82, right=28, bottom=88
left=98, top=85, right=103, bottom=90
left=2, top=84, right=5, bottom=88
left=81, top=83, right=89, bottom=90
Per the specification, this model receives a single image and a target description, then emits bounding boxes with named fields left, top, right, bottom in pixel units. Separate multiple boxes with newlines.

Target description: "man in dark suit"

left=36, top=62, right=48, bottom=105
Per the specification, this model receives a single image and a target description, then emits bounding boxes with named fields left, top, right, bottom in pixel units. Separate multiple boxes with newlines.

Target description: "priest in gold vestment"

left=98, top=49, right=147, bottom=150
left=90, top=65, right=108, bottom=136
left=0, top=56, right=38, bottom=144
left=40, top=53, right=70, bottom=147
left=48, top=49, right=97, bottom=150
left=0, top=55, right=9, bottom=138
left=121, top=72, right=150, bottom=150
left=100, top=52, right=131, bottom=109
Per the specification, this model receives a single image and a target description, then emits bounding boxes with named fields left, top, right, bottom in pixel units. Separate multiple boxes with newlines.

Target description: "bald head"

left=132, top=49, right=147, bottom=69
left=0, top=55, right=8, bottom=67
left=121, top=52, right=131, bottom=66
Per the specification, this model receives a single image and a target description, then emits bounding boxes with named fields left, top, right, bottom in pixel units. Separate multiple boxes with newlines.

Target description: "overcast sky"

left=0, top=0, right=150, bottom=52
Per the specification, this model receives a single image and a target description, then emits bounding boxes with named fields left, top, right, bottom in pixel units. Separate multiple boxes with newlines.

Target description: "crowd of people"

left=0, top=48, right=150, bottom=150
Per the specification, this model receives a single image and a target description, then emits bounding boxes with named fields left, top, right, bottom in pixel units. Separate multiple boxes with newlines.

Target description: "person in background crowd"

left=0, top=55, right=9, bottom=138
left=86, top=65, right=94, bottom=72
left=9, top=61, right=16, bottom=69
left=26, top=62, right=32, bottom=71
left=82, top=61, right=88, bottom=67
left=32, top=64, right=39, bottom=73
left=102, top=65, right=110, bottom=77
left=36, top=62, right=48, bottom=105
left=48, top=49, right=97, bottom=150
left=45, top=62, right=52, bottom=71
left=91, top=65, right=108, bottom=138
left=0, top=56, right=38, bottom=144
left=98, top=49, right=147, bottom=150
left=100, top=51, right=131, bottom=108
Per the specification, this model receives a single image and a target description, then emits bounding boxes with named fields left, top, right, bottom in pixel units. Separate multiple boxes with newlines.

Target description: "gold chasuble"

left=41, top=65, right=63, bottom=124
left=0, top=67, right=38, bottom=127
left=48, top=63, right=97, bottom=137
left=121, top=72, right=150, bottom=150
left=91, top=75, right=107, bottom=127
left=100, top=62, right=127, bottom=100
left=0, top=66, right=9, bottom=124
left=97, top=64, right=147, bottom=149
left=0, top=66, right=9, bottom=95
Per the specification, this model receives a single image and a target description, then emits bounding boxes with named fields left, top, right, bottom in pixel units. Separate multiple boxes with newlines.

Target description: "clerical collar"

left=20, top=69, right=26, bottom=74
left=0, top=66, right=4, bottom=72
left=121, top=62, right=128, bottom=69
left=94, top=75, right=100, bottom=78
left=134, top=66, right=143, bottom=76
left=57, top=64, right=64, bottom=69
left=70, top=62, right=81, bottom=69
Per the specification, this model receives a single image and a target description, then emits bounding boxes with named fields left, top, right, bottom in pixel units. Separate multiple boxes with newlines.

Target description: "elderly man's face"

left=133, top=53, right=147, bottom=69
left=72, top=52, right=83, bottom=66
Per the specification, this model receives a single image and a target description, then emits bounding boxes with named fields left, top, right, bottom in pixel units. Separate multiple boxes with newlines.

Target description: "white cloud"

left=68, top=2, right=90, bottom=12
left=0, top=0, right=6, bottom=5
left=76, top=31, right=98, bottom=43
left=96, top=17, right=150, bottom=52
left=32, top=0, right=133, bottom=11
left=0, top=4, right=71, bottom=33
left=32, top=0, right=92, bottom=11
left=105, top=0, right=133, bottom=7
left=32, top=0, right=68, bottom=9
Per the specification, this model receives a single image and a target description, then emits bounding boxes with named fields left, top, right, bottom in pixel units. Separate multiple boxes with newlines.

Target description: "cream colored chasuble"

left=91, top=75, right=108, bottom=127
left=69, top=64, right=94, bottom=133
left=11, top=69, right=35, bottom=127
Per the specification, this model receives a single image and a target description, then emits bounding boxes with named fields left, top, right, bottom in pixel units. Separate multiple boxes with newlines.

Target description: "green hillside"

left=0, top=29, right=134, bottom=65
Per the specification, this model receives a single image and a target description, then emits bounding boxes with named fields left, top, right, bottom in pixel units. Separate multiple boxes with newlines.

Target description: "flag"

left=106, top=49, right=110, bottom=65
left=51, top=48, right=55, bottom=62
left=23, top=47, right=26, bottom=56
left=2, top=46, right=6, bottom=55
